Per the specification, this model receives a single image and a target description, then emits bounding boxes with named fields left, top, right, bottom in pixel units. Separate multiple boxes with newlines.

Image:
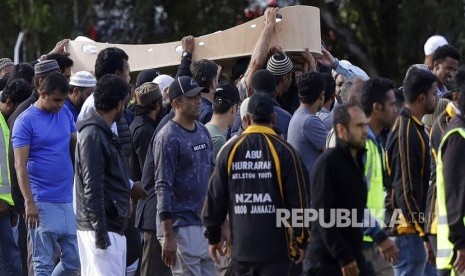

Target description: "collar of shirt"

left=243, top=125, right=276, bottom=135
left=319, top=106, right=330, bottom=114
left=437, top=85, right=448, bottom=98
left=272, top=98, right=281, bottom=108
left=400, top=107, right=424, bottom=127
left=201, top=97, right=213, bottom=106
left=367, top=125, right=378, bottom=144
left=448, top=101, right=462, bottom=117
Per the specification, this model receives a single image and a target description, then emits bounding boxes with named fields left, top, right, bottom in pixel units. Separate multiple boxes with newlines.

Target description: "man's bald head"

left=340, top=77, right=364, bottom=106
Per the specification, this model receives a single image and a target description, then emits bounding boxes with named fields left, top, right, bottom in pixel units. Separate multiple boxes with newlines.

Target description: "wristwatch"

left=181, top=51, right=192, bottom=60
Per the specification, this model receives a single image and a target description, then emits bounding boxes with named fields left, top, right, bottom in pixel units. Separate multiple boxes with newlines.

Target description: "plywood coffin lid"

left=67, top=5, right=321, bottom=73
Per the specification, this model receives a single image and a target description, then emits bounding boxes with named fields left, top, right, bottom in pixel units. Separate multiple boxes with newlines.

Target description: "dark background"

left=2, top=0, right=464, bottom=84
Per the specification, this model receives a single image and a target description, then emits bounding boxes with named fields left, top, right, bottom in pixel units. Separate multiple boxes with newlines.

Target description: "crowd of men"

left=1, top=6, right=465, bottom=276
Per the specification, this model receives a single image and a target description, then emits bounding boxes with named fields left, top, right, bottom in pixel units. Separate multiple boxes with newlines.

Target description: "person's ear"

left=373, top=102, right=382, bottom=113
left=245, top=114, right=252, bottom=126
left=418, top=93, right=426, bottom=104
left=336, top=123, right=347, bottom=140
left=452, top=91, right=459, bottom=102
left=39, top=90, right=47, bottom=99
left=115, top=69, right=123, bottom=78
left=5, top=99, right=14, bottom=109
left=284, top=74, right=291, bottom=83
left=116, top=100, right=123, bottom=111
left=433, top=60, right=441, bottom=71
left=172, top=97, right=181, bottom=109
left=71, top=87, right=80, bottom=97
left=232, top=104, right=238, bottom=114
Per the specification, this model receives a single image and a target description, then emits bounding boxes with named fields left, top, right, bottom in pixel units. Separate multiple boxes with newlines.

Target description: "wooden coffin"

left=67, top=5, right=321, bottom=74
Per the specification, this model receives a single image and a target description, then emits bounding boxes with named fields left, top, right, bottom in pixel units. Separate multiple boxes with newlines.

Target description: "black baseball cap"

left=214, top=82, right=240, bottom=104
left=251, top=69, right=277, bottom=96
left=247, top=92, right=274, bottom=117
left=135, top=68, right=160, bottom=88
left=169, top=76, right=208, bottom=102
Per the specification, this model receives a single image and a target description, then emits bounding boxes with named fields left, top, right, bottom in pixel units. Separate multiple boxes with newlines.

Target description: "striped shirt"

left=385, top=107, right=430, bottom=238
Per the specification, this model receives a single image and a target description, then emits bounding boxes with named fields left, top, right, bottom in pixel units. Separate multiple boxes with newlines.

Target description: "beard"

left=347, top=136, right=366, bottom=150
left=77, top=95, right=86, bottom=111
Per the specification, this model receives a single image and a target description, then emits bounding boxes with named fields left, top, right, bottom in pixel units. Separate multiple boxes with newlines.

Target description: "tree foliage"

left=302, top=0, right=465, bottom=83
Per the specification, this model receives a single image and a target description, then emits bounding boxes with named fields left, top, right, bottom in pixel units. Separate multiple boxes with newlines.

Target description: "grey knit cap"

left=0, top=58, right=13, bottom=71
left=34, top=60, right=60, bottom=77
left=266, top=53, right=293, bottom=76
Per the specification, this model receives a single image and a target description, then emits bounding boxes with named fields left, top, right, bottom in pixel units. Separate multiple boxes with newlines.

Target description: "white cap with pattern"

left=70, top=71, right=96, bottom=87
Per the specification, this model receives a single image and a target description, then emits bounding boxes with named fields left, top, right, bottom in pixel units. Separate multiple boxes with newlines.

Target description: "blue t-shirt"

left=287, top=107, right=327, bottom=179
left=200, top=97, right=213, bottom=124
left=316, top=106, right=334, bottom=131
left=64, top=99, right=78, bottom=123
left=12, top=105, right=76, bottom=203
left=273, top=100, right=292, bottom=140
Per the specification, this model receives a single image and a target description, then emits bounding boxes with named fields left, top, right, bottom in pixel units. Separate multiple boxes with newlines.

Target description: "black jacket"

left=134, top=53, right=190, bottom=232
left=308, top=139, right=367, bottom=268
left=441, top=115, right=465, bottom=249
left=116, top=115, right=132, bottom=168
left=385, top=107, right=430, bottom=238
left=75, top=108, right=131, bottom=247
left=135, top=111, right=173, bottom=231
left=426, top=103, right=456, bottom=234
left=203, top=125, right=310, bottom=262
left=129, top=114, right=158, bottom=181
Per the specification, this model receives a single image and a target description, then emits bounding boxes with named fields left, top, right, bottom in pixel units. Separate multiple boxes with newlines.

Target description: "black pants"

left=125, top=212, right=142, bottom=268
left=438, top=269, right=452, bottom=276
left=231, top=260, right=290, bottom=276
left=139, top=231, right=171, bottom=276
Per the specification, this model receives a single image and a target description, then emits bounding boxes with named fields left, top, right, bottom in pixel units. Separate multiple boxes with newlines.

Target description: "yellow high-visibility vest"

left=436, top=127, right=465, bottom=271
left=363, top=138, right=385, bottom=242
left=0, top=112, right=13, bottom=206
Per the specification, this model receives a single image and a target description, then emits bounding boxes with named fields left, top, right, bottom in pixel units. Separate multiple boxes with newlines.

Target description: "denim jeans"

left=393, top=235, right=427, bottom=276
left=363, top=244, right=394, bottom=276
left=30, top=202, right=79, bottom=276
left=0, top=215, right=22, bottom=276
left=424, top=261, right=438, bottom=276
